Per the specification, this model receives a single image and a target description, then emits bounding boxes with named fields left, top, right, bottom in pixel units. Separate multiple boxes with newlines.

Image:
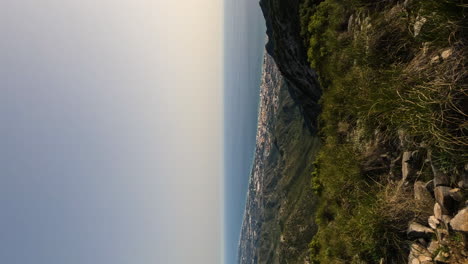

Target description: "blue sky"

left=1, top=1, right=222, bottom=263
left=1, top=1, right=266, bottom=263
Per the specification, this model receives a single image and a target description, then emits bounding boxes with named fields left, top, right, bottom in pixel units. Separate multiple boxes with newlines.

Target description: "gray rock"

left=407, top=222, right=434, bottom=239
left=441, top=49, right=453, bottom=60
left=414, top=181, right=433, bottom=202
left=434, top=203, right=442, bottom=220
left=434, top=186, right=456, bottom=214
left=428, top=215, right=439, bottom=229
left=414, top=15, right=427, bottom=37
left=431, top=55, right=440, bottom=64
left=450, top=208, right=468, bottom=233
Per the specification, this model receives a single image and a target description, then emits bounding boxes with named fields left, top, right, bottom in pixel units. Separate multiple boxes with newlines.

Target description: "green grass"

left=299, top=0, right=467, bottom=263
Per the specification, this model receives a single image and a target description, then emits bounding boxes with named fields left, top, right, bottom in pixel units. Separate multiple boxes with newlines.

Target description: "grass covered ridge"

left=299, top=0, right=467, bottom=263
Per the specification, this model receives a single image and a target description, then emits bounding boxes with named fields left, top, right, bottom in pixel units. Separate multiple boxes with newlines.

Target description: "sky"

left=224, top=0, right=266, bottom=264
left=1, top=1, right=222, bottom=263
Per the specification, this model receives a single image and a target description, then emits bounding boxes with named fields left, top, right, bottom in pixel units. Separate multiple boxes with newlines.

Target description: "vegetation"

left=299, top=0, right=467, bottom=263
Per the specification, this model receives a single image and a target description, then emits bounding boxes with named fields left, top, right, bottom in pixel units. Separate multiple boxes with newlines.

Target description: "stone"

left=450, top=208, right=468, bottom=232
left=414, top=15, right=427, bottom=37
left=408, top=243, right=433, bottom=264
left=428, top=215, right=439, bottom=229
left=402, top=151, right=411, bottom=179
left=434, top=186, right=456, bottom=214
left=431, top=55, right=440, bottom=64
left=441, top=49, right=453, bottom=60
left=414, top=181, right=433, bottom=202
left=434, top=203, right=442, bottom=220
left=427, top=240, right=440, bottom=254
left=449, top=188, right=464, bottom=202
left=407, top=222, right=434, bottom=239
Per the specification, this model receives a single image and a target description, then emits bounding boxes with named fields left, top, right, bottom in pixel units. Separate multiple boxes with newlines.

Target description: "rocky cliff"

left=259, top=0, right=321, bottom=132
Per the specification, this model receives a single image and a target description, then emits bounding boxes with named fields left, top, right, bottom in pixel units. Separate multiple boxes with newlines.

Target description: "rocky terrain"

left=404, top=149, right=468, bottom=263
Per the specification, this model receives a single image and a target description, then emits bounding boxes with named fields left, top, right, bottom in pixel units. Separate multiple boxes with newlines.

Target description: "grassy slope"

left=297, top=0, right=467, bottom=263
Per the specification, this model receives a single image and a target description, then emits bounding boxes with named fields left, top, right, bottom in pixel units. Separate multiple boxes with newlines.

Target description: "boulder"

left=428, top=216, right=439, bottom=229
left=407, top=222, right=434, bottom=239
left=414, top=181, right=433, bottom=202
left=434, top=186, right=456, bottom=214
left=450, top=208, right=468, bottom=233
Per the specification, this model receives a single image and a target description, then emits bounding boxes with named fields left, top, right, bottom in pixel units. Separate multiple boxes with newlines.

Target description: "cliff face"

left=259, top=0, right=321, bottom=132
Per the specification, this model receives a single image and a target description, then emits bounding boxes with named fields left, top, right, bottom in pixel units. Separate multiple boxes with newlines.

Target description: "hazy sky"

left=1, top=1, right=222, bottom=263
left=224, top=0, right=266, bottom=264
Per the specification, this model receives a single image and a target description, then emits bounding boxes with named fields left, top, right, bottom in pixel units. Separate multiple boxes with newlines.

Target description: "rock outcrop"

left=450, top=208, right=468, bottom=233
left=259, top=0, right=321, bottom=132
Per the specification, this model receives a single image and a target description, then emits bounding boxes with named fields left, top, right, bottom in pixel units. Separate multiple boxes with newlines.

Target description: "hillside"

left=240, top=0, right=468, bottom=263
left=238, top=51, right=321, bottom=264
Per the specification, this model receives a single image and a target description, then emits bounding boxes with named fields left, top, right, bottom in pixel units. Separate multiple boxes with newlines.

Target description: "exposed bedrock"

left=259, top=0, right=322, bottom=132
